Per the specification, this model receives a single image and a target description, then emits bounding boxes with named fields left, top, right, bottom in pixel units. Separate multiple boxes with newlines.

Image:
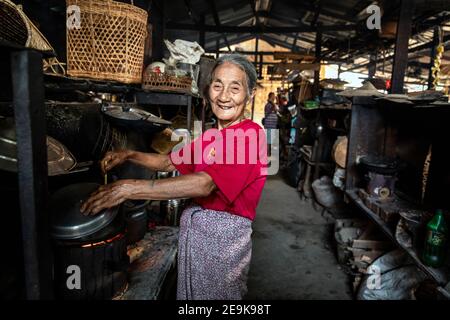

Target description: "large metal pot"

left=156, top=170, right=187, bottom=226
left=49, top=182, right=128, bottom=300
left=49, top=183, right=119, bottom=240
left=123, top=200, right=149, bottom=245
left=359, top=155, right=399, bottom=199
left=160, top=198, right=187, bottom=226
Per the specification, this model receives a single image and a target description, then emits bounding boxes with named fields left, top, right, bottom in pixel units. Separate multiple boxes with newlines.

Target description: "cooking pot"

left=0, top=117, right=76, bottom=175
left=49, top=183, right=119, bottom=240
left=123, top=200, right=149, bottom=244
left=359, top=155, right=398, bottom=175
left=160, top=198, right=188, bottom=226
left=359, top=155, right=399, bottom=199
left=101, top=102, right=171, bottom=134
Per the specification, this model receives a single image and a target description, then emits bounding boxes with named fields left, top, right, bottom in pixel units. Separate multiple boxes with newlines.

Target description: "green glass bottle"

left=422, top=209, right=448, bottom=268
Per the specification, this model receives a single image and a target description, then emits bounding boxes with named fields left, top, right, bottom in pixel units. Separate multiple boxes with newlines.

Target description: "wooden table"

left=119, top=226, right=179, bottom=300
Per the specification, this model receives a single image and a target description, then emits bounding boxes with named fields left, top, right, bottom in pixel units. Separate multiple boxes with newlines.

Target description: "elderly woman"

left=81, top=54, right=267, bottom=300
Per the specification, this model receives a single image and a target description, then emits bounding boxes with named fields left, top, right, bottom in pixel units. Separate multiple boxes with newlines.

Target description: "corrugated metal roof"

left=24, top=0, right=450, bottom=81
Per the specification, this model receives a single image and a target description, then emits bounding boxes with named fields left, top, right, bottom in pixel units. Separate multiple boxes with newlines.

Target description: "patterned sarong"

left=177, top=205, right=253, bottom=300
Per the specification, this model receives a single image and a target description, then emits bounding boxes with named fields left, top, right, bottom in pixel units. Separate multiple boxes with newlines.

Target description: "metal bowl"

left=0, top=117, right=76, bottom=175
left=101, top=103, right=171, bottom=133
left=49, top=183, right=119, bottom=240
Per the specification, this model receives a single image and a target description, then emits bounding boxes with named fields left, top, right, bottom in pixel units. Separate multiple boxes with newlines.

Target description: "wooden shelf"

left=346, top=189, right=449, bottom=286
left=324, top=126, right=348, bottom=133
left=319, top=105, right=351, bottom=111
left=299, top=106, right=319, bottom=112
left=135, top=91, right=193, bottom=106
left=44, top=74, right=199, bottom=99
left=44, top=74, right=140, bottom=94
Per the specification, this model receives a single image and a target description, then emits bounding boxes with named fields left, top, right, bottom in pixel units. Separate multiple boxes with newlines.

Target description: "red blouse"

left=169, top=119, right=267, bottom=221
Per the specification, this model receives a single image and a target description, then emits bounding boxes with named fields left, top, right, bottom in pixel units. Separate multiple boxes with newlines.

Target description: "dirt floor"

left=245, top=174, right=354, bottom=300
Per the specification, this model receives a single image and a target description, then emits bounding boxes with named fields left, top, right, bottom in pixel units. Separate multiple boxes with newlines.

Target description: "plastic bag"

left=357, top=250, right=427, bottom=300
left=312, top=176, right=341, bottom=208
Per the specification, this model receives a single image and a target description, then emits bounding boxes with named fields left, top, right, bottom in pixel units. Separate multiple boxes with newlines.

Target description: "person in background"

left=277, top=96, right=290, bottom=164
left=263, top=92, right=278, bottom=155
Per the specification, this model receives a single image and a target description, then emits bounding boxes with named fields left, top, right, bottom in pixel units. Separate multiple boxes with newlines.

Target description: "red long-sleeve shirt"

left=169, top=119, right=267, bottom=221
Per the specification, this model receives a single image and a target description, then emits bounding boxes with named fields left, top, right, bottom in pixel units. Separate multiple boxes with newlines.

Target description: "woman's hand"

left=80, top=180, right=136, bottom=215
left=101, top=150, right=133, bottom=173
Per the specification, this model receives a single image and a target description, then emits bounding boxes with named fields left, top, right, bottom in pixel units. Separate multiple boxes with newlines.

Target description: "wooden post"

left=258, top=53, right=263, bottom=79
left=368, top=53, right=377, bottom=79
left=427, top=26, right=440, bottom=90
left=254, top=36, right=259, bottom=71
left=199, top=15, right=205, bottom=49
left=390, top=0, right=415, bottom=94
left=151, top=0, right=165, bottom=60
left=216, top=39, right=220, bottom=59
left=11, top=50, right=53, bottom=299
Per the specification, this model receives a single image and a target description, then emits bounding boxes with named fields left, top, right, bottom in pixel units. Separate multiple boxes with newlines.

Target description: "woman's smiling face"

left=209, top=62, right=254, bottom=126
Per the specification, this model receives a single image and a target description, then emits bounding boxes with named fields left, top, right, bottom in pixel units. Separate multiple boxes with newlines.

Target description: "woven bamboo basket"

left=142, top=72, right=193, bottom=94
left=66, top=0, right=147, bottom=84
left=0, top=0, right=54, bottom=53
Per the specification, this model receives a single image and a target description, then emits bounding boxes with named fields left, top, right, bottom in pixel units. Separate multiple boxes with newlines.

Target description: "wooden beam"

left=292, top=32, right=299, bottom=52
left=248, top=0, right=262, bottom=27
left=273, top=52, right=315, bottom=61
left=313, top=25, right=322, bottom=97
left=207, top=0, right=231, bottom=51
left=183, top=0, right=199, bottom=24
left=292, top=1, right=356, bottom=22
left=390, top=0, right=415, bottom=93
left=278, top=63, right=321, bottom=71
left=165, top=22, right=357, bottom=33
left=207, top=50, right=339, bottom=60
left=344, top=34, right=450, bottom=72
left=310, top=1, right=322, bottom=28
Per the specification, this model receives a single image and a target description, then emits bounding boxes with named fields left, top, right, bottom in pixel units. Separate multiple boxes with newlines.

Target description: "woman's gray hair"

left=207, top=53, right=257, bottom=99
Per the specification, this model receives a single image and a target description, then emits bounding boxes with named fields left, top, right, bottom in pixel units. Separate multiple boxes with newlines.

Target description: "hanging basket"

left=142, top=72, right=193, bottom=94
left=0, top=0, right=54, bottom=53
left=66, top=0, right=148, bottom=84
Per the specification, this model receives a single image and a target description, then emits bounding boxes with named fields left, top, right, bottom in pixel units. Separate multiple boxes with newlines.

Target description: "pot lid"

left=0, top=117, right=17, bottom=172
left=0, top=117, right=76, bottom=175
left=102, top=103, right=172, bottom=126
left=49, top=183, right=119, bottom=240
left=359, top=155, right=398, bottom=174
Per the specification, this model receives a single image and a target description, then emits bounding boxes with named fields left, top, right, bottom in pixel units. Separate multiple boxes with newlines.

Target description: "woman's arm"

left=80, top=172, right=216, bottom=215
left=127, top=151, right=176, bottom=172
left=102, top=150, right=176, bottom=173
